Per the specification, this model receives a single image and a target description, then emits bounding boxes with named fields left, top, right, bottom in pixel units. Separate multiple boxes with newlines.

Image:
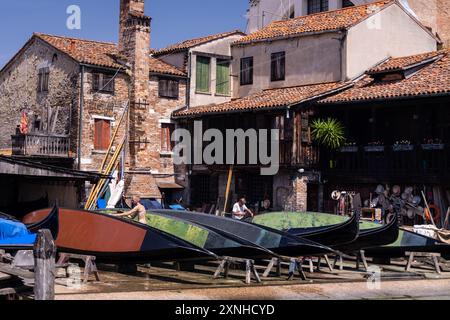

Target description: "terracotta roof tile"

left=367, top=50, right=445, bottom=74
left=234, top=1, right=393, bottom=45
left=153, top=30, right=245, bottom=56
left=35, top=33, right=185, bottom=76
left=149, top=57, right=186, bottom=76
left=173, top=82, right=349, bottom=118
left=35, top=33, right=121, bottom=69
left=319, top=50, right=450, bottom=104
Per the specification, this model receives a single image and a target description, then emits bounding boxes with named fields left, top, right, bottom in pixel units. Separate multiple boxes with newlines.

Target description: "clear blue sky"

left=0, top=0, right=248, bottom=68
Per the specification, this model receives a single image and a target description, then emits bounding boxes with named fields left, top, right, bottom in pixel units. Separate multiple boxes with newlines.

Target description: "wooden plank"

left=0, top=263, right=34, bottom=280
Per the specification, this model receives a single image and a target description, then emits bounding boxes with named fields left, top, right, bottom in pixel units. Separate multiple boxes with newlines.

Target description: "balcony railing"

left=323, top=144, right=450, bottom=181
left=11, top=133, right=70, bottom=158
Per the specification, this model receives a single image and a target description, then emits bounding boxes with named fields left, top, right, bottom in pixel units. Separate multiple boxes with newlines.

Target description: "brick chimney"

left=118, top=0, right=161, bottom=199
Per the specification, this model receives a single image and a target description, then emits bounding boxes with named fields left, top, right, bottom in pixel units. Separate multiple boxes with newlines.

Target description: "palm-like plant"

left=311, top=118, right=346, bottom=150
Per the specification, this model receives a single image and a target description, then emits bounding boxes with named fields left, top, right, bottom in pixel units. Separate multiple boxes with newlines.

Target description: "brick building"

left=0, top=0, right=189, bottom=208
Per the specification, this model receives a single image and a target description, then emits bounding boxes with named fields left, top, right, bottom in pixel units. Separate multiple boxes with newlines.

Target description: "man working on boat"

left=112, top=196, right=147, bottom=224
left=232, top=197, right=254, bottom=220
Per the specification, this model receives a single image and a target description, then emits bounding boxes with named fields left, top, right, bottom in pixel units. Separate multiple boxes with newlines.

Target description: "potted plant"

left=393, top=140, right=414, bottom=152
left=311, top=118, right=346, bottom=150
left=421, top=138, right=445, bottom=150
left=364, top=141, right=385, bottom=152
left=339, top=142, right=358, bottom=153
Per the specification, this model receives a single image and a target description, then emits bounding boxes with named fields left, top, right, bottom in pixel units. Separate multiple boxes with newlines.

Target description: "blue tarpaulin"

left=0, top=218, right=36, bottom=246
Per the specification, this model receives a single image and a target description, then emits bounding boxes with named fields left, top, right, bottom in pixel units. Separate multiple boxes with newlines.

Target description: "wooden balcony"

left=11, top=134, right=70, bottom=158
left=323, top=144, right=450, bottom=183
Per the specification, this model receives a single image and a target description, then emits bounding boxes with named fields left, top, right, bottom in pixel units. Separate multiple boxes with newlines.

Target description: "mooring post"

left=33, top=229, right=56, bottom=301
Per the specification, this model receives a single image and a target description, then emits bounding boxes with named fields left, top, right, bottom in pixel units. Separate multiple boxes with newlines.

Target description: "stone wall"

left=0, top=38, right=79, bottom=151
left=77, top=68, right=130, bottom=172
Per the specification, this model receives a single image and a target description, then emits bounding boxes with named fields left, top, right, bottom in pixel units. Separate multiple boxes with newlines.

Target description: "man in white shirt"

left=232, top=197, right=254, bottom=220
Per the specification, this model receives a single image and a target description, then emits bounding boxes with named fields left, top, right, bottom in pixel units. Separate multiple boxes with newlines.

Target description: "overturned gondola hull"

left=249, top=211, right=360, bottom=248
left=100, top=209, right=278, bottom=260
left=151, top=210, right=335, bottom=257
left=249, top=211, right=399, bottom=253
left=22, top=207, right=217, bottom=263
left=364, top=228, right=450, bottom=259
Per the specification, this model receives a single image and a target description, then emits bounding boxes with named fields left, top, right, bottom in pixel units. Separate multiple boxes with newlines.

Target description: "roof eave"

left=232, top=29, right=345, bottom=47
left=319, top=91, right=450, bottom=105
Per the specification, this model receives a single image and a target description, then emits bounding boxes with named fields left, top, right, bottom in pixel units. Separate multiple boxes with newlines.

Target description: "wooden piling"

left=33, top=229, right=56, bottom=300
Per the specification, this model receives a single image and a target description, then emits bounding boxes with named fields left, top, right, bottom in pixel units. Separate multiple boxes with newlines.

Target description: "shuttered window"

left=196, top=56, right=211, bottom=93
left=92, top=73, right=115, bottom=94
left=94, top=119, right=111, bottom=150
left=159, top=78, right=179, bottom=99
left=161, top=123, right=175, bottom=152
left=308, top=0, right=329, bottom=14
left=240, top=57, right=254, bottom=86
left=38, top=67, right=50, bottom=93
left=216, top=59, right=230, bottom=96
left=271, top=52, right=285, bottom=82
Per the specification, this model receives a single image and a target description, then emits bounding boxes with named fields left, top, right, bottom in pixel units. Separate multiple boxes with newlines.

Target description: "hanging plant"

left=311, top=118, right=346, bottom=150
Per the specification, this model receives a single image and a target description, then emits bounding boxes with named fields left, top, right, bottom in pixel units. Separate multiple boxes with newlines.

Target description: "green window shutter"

left=196, top=56, right=210, bottom=93
left=216, top=59, right=230, bottom=95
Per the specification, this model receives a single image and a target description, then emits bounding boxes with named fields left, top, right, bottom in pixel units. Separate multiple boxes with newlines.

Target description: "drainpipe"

left=186, top=52, right=192, bottom=109
left=77, top=65, right=85, bottom=170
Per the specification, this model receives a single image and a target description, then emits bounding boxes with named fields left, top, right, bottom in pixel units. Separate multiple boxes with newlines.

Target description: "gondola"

left=364, top=228, right=450, bottom=260
left=150, top=210, right=335, bottom=257
left=253, top=212, right=360, bottom=248
left=99, top=209, right=277, bottom=260
left=336, top=214, right=400, bottom=253
left=249, top=211, right=398, bottom=252
left=22, top=207, right=218, bottom=264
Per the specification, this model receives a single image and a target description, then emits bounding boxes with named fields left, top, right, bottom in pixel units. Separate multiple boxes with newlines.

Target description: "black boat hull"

left=152, top=210, right=335, bottom=257
left=22, top=207, right=218, bottom=264
left=338, top=214, right=400, bottom=253
left=287, top=213, right=360, bottom=248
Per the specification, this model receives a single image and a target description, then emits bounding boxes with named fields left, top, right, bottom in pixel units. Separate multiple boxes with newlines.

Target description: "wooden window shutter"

left=94, top=119, right=111, bottom=150
left=196, top=56, right=210, bottom=93
left=216, top=59, right=230, bottom=95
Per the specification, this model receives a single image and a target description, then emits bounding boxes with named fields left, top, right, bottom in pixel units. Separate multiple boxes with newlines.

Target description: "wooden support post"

left=324, top=255, right=333, bottom=271
left=33, top=229, right=56, bottom=301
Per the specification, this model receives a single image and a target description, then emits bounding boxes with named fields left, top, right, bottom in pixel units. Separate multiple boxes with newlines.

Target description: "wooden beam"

left=33, top=229, right=56, bottom=301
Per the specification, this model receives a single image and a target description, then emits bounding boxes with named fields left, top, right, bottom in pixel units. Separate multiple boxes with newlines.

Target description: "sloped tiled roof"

left=34, top=33, right=185, bottom=76
left=173, top=82, right=350, bottom=118
left=35, top=33, right=121, bottom=69
left=367, top=50, right=445, bottom=74
left=153, top=30, right=246, bottom=56
left=148, top=57, right=186, bottom=76
left=234, top=1, right=393, bottom=45
left=319, top=50, right=450, bottom=104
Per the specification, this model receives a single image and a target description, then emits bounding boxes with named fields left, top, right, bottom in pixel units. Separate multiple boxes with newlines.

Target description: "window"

left=342, top=0, right=354, bottom=8
left=307, top=0, right=329, bottom=14
left=94, top=119, right=111, bottom=150
left=196, top=56, right=211, bottom=93
left=161, top=123, right=175, bottom=152
left=38, top=67, right=49, bottom=93
left=159, top=78, right=179, bottom=99
left=216, top=59, right=230, bottom=96
left=240, top=57, right=254, bottom=86
left=92, top=73, right=115, bottom=94
left=271, top=52, right=285, bottom=82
